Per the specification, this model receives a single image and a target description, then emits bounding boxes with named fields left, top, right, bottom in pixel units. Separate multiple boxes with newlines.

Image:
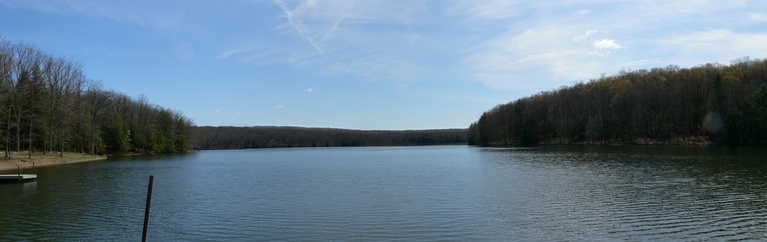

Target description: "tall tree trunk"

left=5, top=108, right=11, bottom=158
left=89, top=118, right=95, bottom=155
left=15, top=113, right=20, bottom=152
left=48, top=115, right=54, bottom=154
left=59, top=128, right=64, bottom=156
left=28, top=118, right=32, bottom=159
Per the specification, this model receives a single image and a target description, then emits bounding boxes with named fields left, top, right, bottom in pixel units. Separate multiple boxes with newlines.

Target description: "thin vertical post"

left=142, top=175, right=154, bottom=242
left=32, top=162, right=35, bottom=174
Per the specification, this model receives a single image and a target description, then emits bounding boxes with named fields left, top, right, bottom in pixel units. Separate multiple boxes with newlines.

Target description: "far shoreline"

left=0, top=152, right=107, bottom=173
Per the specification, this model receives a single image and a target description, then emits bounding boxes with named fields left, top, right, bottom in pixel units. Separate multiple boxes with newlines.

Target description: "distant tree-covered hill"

left=469, top=57, right=767, bottom=146
left=189, top=126, right=467, bottom=149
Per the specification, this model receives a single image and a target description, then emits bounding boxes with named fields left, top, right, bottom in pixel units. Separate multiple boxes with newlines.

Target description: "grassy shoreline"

left=0, top=152, right=107, bottom=173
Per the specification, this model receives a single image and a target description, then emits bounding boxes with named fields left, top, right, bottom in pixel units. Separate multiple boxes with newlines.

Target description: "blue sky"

left=2, top=0, right=767, bottom=130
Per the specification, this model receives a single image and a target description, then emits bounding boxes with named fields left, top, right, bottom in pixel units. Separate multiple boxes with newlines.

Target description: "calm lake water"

left=1, top=145, right=766, bottom=240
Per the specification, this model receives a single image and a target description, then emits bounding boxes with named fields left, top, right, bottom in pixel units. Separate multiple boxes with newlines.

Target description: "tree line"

left=0, top=36, right=192, bottom=157
left=469, top=57, right=767, bottom=146
left=190, top=126, right=467, bottom=149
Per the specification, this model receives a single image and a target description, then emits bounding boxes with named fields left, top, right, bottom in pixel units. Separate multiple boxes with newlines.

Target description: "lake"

left=1, top=145, right=766, bottom=240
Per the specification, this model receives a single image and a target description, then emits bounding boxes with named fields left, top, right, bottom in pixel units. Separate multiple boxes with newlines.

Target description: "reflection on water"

left=478, top=146, right=767, bottom=240
left=0, top=146, right=765, bottom=240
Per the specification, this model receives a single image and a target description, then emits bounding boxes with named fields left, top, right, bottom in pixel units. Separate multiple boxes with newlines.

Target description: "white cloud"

left=592, top=39, right=624, bottom=49
left=275, top=104, right=284, bottom=109
left=304, top=88, right=313, bottom=93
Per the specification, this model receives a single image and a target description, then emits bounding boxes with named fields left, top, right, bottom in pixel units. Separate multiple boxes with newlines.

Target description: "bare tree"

left=0, top=36, right=193, bottom=156
left=83, top=81, right=113, bottom=154
left=6, top=44, right=45, bottom=156
left=0, top=37, right=14, bottom=158
left=55, top=59, right=84, bottom=155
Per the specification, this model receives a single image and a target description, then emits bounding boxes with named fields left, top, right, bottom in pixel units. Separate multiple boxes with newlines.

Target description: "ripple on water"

left=2, top=146, right=767, bottom=240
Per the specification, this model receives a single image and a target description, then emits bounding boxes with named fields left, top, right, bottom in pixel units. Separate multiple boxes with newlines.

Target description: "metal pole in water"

left=142, top=175, right=154, bottom=242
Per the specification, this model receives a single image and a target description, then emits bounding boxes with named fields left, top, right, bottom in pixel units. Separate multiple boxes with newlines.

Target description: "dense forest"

left=190, top=126, right=467, bottom=149
left=0, top=36, right=192, bottom=156
left=469, top=57, right=767, bottom=146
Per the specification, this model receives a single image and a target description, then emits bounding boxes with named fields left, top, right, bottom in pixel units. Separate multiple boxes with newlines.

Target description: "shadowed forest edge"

left=469, top=57, right=767, bottom=146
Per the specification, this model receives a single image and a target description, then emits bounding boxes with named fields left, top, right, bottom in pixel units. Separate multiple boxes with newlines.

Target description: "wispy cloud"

left=217, top=47, right=253, bottom=60
left=42, top=0, right=766, bottom=94
left=445, top=1, right=523, bottom=20
left=573, top=30, right=598, bottom=41
left=274, top=0, right=324, bottom=54
left=749, top=12, right=767, bottom=22
left=460, top=0, right=767, bottom=90
left=660, top=29, right=767, bottom=64
left=467, top=27, right=605, bottom=90
left=217, top=0, right=436, bottom=84
left=8, top=0, right=188, bottom=31
left=8, top=0, right=767, bottom=130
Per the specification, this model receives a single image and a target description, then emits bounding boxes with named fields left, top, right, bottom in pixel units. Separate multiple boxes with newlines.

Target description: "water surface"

left=1, top=146, right=765, bottom=240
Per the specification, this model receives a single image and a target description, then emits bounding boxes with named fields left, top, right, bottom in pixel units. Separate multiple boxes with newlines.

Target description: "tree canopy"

left=0, top=35, right=192, bottom=156
left=469, top=57, right=767, bottom=146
